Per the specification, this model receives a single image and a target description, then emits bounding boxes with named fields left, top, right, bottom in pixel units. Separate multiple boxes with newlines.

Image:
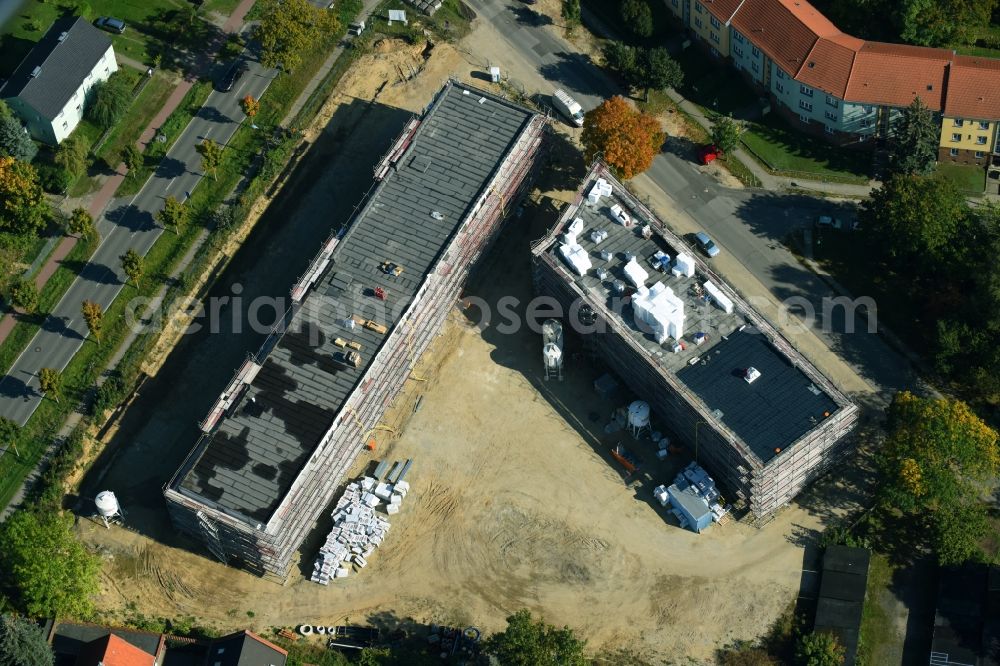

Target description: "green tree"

left=0, top=156, right=49, bottom=235
left=53, top=135, right=88, bottom=180
left=196, top=139, right=224, bottom=181
left=157, top=196, right=189, bottom=235
left=860, top=173, right=968, bottom=263
left=621, top=0, right=654, bottom=38
left=86, top=73, right=131, bottom=129
left=0, top=613, right=54, bottom=666
left=562, top=0, right=581, bottom=25
left=484, top=610, right=586, bottom=666
left=888, top=97, right=938, bottom=176
left=711, top=114, right=745, bottom=154
left=582, top=96, right=664, bottom=179
left=66, top=207, right=96, bottom=239
left=37, top=368, right=61, bottom=403
left=898, top=0, right=998, bottom=46
left=81, top=300, right=103, bottom=344
left=121, top=248, right=144, bottom=287
left=0, top=416, right=20, bottom=458
left=0, top=116, right=37, bottom=163
left=9, top=278, right=38, bottom=313
left=602, top=41, right=639, bottom=83
left=254, top=0, right=339, bottom=73
left=637, top=47, right=683, bottom=100
left=795, top=631, right=845, bottom=666
left=122, top=144, right=142, bottom=172
left=0, top=511, right=100, bottom=617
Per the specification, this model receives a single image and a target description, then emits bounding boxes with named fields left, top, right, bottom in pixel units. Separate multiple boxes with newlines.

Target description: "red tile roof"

left=700, top=0, right=747, bottom=23
left=731, top=0, right=840, bottom=74
left=796, top=37, right=858, bottom=98
left=844, top=42, right=952, bottom=110
left=75, top=634, right=155, bottom=666
left=944, top=55, right=1000, bottom=120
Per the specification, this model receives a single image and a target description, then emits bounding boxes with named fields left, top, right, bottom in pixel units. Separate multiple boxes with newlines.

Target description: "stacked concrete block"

left=309, top=476, right=409, bottom=584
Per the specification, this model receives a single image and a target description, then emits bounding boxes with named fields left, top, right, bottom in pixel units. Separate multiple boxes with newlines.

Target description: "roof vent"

left=29, top=66, right=41, bottom=78
left=744, top=367, right=761, bottom=384
left=430, top=211, right=444, bottom=220
left=808, top=62, right=815, bottom=68
left=927, top=84, right=933, bottom=90
left=57, top=31, right=68, bottom=42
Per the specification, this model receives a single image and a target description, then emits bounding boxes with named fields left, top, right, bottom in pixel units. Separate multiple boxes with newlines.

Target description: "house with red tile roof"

left=664, top=0, right=1000, bottom=174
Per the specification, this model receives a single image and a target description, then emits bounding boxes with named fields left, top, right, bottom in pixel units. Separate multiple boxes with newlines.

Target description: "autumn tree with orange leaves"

left=880, top=391, right=999, bottom=564
left=581, top=96, right=664, bottom=180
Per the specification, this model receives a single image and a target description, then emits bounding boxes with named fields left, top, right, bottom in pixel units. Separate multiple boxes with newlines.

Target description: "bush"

left=0, top=116, right=38, bottom=162
left=621, top=0, right=654, bottom=38
left=9, top=277, right=39, bottom=312
left=93, top=372, right=129, bottom=415
left=35, top=162, right=72, bottom=194
left=86, top=73, right=132, bottom=130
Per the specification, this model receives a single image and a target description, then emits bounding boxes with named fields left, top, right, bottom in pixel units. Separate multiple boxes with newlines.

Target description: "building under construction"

left=164, top=80, right=545, bottom=579
left=531, top=163, right=858, bottom=519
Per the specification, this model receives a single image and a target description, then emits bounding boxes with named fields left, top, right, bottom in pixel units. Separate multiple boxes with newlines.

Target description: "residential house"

left=0, top=16, right=117, bottom=145
left=668, top=0, right=1000, bottom=159
left=939, top=56, right=1000, bottom=166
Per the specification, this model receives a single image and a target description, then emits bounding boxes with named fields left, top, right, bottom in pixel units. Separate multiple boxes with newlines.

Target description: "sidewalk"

left=0, top=0, right=256, bottom=348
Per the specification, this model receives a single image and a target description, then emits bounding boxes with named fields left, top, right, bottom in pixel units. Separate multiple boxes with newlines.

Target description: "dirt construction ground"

left=76, top=16, right=872, bottom=665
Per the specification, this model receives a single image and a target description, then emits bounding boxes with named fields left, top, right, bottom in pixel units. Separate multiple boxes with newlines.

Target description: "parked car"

left=694, top=231, right=720, bottom=258
left=218, top=60, right=249, bottom=93
left=95, top=16, right=126, bottom=34
left=699, top=144, right=721, bottom=165
left=816, top=215, right=844, bottom=230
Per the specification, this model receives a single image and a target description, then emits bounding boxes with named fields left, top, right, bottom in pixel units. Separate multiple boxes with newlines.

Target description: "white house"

left=0, top=16, right=117, bottom=145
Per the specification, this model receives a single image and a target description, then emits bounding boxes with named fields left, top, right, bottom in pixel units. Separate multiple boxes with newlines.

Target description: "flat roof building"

left=164, top=80, right=545, bottom=579
left=531, top=163, right=859, bottom=518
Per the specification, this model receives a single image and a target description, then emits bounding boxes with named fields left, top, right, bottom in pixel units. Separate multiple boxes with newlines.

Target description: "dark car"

left=218, top=61, right=249, bottom=93
left=95, top=16, right=126, bottom=34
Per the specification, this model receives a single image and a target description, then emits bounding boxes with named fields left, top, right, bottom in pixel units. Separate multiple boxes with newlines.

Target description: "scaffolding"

left=531, top=163, right=859, bottom=520
left=164, top=81, right=546, bottom=580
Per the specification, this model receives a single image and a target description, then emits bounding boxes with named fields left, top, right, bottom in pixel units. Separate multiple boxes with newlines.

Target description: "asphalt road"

left=468, top=0, right=924, bottom=401
left=0, top=59, right=277, bottom=425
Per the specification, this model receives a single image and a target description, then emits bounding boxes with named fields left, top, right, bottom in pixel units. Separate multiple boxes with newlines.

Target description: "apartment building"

left=666, top=0, right=1000, bottom=165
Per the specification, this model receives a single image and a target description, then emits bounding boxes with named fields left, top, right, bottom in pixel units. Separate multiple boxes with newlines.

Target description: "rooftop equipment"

left=94, top=490, right=124, bottom=528
left=541, top=319, right=564, bottom=380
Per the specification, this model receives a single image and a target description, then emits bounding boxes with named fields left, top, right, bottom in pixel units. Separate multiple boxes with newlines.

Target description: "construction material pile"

left=309, top=461, right=412, bottom=585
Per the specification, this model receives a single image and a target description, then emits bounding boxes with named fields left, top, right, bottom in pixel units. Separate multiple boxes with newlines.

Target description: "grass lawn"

left=741, top=115, right=872, bottom=183
left=937, top=162, right=987, bottom=193
left=856, top=553, right=900, bottom=665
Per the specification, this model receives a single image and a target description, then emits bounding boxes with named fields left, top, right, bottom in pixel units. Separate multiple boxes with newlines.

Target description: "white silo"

left=541, top=319, right=564, bottom=380
left=94, top=490, right=124, bottom=528
left=627, top=400, right=651, bottom=437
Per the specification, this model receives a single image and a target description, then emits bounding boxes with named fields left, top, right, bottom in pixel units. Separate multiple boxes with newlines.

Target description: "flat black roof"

left=173, top=81, right=536, bottom=524
left=676, top=327, right=838, bottom=462
left=814, top=546, right=870, bottom=665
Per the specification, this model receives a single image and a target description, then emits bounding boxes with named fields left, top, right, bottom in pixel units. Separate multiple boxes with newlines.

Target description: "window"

left=696, top=1, right=703, bottom=12
left=104, top=67, right=109, bottom=74
left=734, top=45, right=744, bottom=57
left=672, top=0, right=678, bottom=6
left=825, top=110, right=837, bottom=121
left=861, top=119, right=870, bottom=127
left=825, top=126, right=835, bottom=135
left=826, top=95, right=839, bottom=108
left=711, top=31, right=719, bottom=44
left=954, top=118, right=964, bottom=127
left=695, top=17, right=703, bottom=28
left=950, top=148, right=959, bottom=156
left=952, top=133, right=962, bottom=142
left=776, top=82, right=784, bottom=94
left=752, top=46, right=760, bottom=57
left=76, top=104, right=81, bottom=111
left=799, top=114, right=809, bottom=123
left=710, top=16, right=720, bottom=29
left=799, top=100, right=813, bottom=112
left=979, top=121, right=989, bottom=130
left=734, top=31, right=744, bottom=43
left=863, top=105, right=873, bottom=114
left=62, top=121, right=68, bottom=129
left=976, top=151, right=985, bottom=158
left=977, top=136, right=988, bottom=144
left=752, top=62, right=759, bottom=73
left=859, top=134, right=867, bottom=142
left=776, top=69, right=785, bottom=79
left=800, top=84, right=813, bottom=97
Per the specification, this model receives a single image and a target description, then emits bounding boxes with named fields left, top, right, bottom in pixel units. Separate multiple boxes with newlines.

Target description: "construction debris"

left=310, top=465, right=413, bottom=585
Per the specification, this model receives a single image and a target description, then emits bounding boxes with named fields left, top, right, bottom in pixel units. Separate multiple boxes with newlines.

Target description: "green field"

left=741, top=117, right=873, bottom=184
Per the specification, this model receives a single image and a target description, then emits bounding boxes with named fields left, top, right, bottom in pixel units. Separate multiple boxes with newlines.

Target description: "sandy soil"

left=73, top=22, right=869, bottom=664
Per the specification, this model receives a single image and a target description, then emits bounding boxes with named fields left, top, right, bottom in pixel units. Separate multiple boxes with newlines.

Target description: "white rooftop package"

left=703, top=280, right=734, bottom=314
left=632, top=282, right=686, bottom=343
left=672, top=252, right=695, bottom=278
left=623, top=257, right=649, bottom=288
left=559, top=242, right=592, bottom=276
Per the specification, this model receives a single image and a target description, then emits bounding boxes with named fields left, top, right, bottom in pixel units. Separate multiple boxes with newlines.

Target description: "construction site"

left=163, top=79, right=546, bottom=580
left=531, top=164, right=860, bottom=519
